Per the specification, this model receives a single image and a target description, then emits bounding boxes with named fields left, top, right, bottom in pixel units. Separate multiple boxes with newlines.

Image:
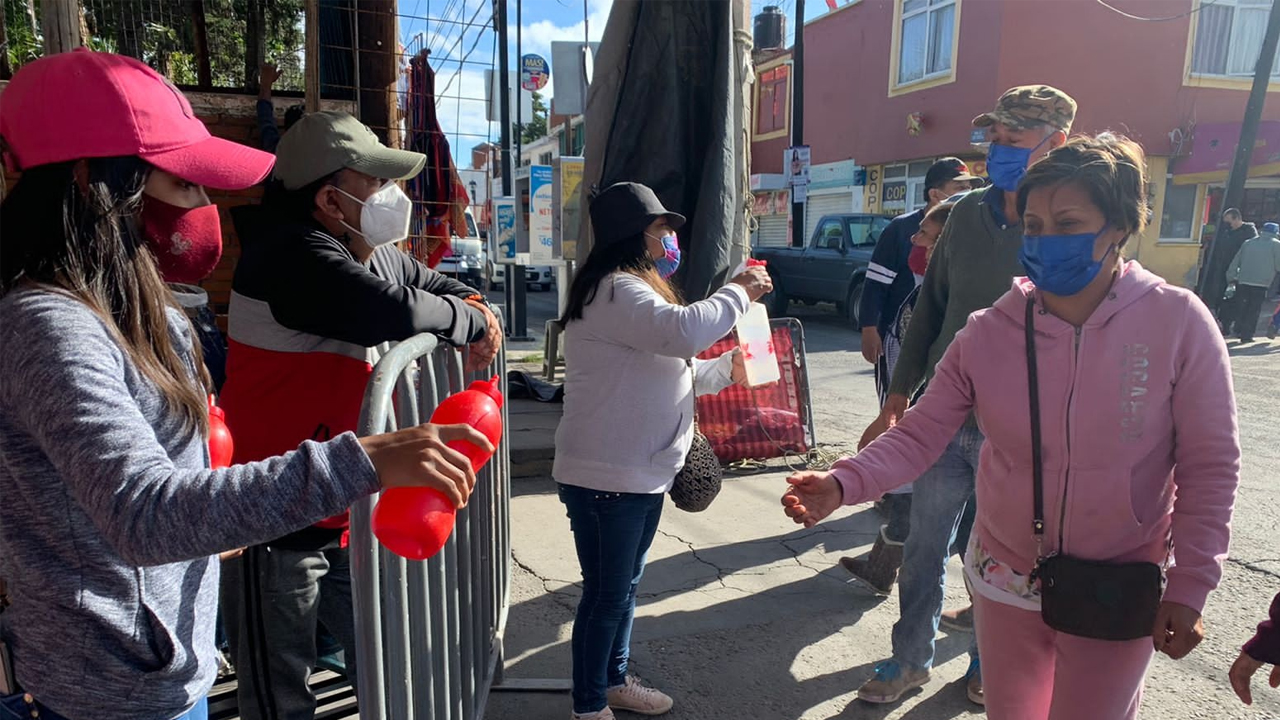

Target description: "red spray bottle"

left=208, top=395, right=234, bottom=469
left=371, top=376, right=504, bottom=560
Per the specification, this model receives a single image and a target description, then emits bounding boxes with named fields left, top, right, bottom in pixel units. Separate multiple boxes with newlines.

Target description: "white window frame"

left=896, top=0, right=958, bottom=88
left=1158, top=175, right=1201, bottom=243
left=1190, top=0, right=1280, bottom=80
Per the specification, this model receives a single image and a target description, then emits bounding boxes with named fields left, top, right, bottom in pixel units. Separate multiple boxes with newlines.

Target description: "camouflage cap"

left=972, top=85, right=1077, bottom=132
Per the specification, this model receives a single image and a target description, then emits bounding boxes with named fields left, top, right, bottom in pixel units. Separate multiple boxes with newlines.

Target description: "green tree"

left=2, top=0, right=306, bottom=90
left=519, top=90, right=549, bottom=144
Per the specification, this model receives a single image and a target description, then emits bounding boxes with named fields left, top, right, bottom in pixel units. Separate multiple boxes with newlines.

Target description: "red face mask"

left=908, top=244, right=929, bottom=276
left=140, top=196, right=223, bottom=284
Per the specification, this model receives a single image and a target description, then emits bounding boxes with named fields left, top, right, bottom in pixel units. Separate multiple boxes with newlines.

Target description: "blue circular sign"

left=521, top=54, right=550, bottom=91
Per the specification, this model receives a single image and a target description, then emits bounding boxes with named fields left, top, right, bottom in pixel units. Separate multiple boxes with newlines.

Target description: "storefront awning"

left=1173, top=121, right=1280, bottom=185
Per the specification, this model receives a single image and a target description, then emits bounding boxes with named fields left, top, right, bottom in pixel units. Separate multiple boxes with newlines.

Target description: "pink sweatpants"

left=974, top=593, right=1154, bottom=720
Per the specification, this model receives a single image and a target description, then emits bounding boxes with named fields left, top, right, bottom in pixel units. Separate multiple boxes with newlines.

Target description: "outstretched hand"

left=1230, top=651, right=1280, bottom=705
left=781, top=471, right=842, bottom=528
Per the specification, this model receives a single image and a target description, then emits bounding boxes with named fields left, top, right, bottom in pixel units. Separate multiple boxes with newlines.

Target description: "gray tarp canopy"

left=577, top=0, right=751, bottom=301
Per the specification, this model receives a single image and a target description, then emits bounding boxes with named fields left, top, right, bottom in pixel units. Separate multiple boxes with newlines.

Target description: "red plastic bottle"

left=208, top=395, right=234, bottom=469
left=371, top=376, right=504, bottom=560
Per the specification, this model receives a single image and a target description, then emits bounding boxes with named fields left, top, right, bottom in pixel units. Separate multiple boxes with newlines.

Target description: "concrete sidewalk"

left=487, top=472, right=982, bottom=720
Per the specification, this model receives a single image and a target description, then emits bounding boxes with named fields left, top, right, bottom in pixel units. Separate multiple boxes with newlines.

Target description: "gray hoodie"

left=0, top=289, right=380, bottom=719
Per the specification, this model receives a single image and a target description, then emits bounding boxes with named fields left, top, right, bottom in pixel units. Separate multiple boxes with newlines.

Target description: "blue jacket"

left=859, top=208, right=922, bottom=337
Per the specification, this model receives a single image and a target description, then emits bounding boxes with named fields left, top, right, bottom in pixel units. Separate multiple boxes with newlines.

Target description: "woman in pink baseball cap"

left=0, top=50, right=490, bottom=720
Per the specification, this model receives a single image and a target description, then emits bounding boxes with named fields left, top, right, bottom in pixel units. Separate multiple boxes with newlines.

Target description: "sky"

left=397, top=0, right=614, bottom=163
left=395, top=0, right=831, bottom=165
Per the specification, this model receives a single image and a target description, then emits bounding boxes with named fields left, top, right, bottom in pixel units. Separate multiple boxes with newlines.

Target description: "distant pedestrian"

left=1206, top=208, right=1257, bottom=332
left=554, top=182, right=770, bottom=720
left=1230, top=591, right=1280, bottom=706
left=784, top=133, right=1239, bottom=720
left=1226, top=222, right=1280, bottom=343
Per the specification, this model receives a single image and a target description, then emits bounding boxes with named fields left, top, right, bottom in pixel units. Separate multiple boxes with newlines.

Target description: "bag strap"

left=1025, top=296, right=1046, bottom=561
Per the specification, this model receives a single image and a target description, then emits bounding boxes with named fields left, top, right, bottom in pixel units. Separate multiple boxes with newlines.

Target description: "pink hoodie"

left=833, top=261, right=1239, bottom=612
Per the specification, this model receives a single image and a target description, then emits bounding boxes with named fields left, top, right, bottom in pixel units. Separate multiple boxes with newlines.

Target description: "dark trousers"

left=558, top=483, right=664, bottom=715
left=1235, top=284, right=1269, bottom=341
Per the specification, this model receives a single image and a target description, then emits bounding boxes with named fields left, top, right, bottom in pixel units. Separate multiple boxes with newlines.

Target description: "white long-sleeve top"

left=553, top=273, right=751, bottom=494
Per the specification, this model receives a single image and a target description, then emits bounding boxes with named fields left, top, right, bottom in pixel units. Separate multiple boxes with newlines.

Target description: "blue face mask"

left=650, top=234, right=681, bottom=278
left=986, top=134, right=1052, bottom=192
left=1020, top=230, right=1114, bottom=297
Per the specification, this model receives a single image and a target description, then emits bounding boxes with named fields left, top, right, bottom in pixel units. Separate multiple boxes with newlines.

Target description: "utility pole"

left=790, top=0, right=806, bottom=248
left=498, top=0, right=512, bottom=200
left=1198, top=0, right=1280, bottom=299
left=507, top=0, right=531, bottom=340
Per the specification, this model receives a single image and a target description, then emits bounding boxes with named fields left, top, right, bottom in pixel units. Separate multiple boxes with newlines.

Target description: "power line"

left=435, top=1, right=492, bottom=105
left=1093, top=0, right=1221, bottom=23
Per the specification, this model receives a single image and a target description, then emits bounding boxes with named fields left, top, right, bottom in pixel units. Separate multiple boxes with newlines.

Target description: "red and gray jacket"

left=220, top=204, right=488, bottom=549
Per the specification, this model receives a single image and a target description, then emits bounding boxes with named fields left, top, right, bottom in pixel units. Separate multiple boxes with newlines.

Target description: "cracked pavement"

left=487, top=305, right=1280, bottom=720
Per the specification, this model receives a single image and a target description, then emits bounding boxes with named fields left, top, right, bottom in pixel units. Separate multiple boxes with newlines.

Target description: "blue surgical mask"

left=650, top=233, right=681, bottom=278
left=986, top=134, right=1052, bottom=192
left=1020, top=230, right=1115, bottom=296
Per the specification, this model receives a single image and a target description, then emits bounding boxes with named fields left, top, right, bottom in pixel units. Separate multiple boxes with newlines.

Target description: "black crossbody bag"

left=1024, top=297, right=1163, bottom=641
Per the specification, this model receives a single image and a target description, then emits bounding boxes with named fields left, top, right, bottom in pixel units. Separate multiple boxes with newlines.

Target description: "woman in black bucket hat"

left=551, top=182, right=772, bottom=719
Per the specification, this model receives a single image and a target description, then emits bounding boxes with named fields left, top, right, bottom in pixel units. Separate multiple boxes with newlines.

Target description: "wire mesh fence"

left=4, top=0, right=313, bottom=93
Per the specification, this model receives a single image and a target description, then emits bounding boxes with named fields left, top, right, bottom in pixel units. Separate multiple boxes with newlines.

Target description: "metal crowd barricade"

left=350, top=334, right=511, bottom=720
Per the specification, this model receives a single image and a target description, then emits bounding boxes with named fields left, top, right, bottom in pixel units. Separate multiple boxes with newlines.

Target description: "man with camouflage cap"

left=854, top=85, right=1075, bottom=708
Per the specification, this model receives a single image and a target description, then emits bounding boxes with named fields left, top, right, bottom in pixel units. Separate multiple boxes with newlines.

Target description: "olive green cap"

left=273, top=110, right=426, bottom=190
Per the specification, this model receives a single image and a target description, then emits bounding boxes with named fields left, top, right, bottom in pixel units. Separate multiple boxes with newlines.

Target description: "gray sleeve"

left=0, top=298, right=381, bottom=566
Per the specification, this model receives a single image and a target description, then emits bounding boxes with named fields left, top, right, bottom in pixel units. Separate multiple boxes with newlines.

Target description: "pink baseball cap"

left=0, top=49, right=274, bottom=190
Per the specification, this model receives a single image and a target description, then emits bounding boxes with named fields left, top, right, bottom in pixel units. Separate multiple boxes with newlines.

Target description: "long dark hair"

left=560, top=232, right=683, bottom=324
left=0, top=157, right=211, bottom=436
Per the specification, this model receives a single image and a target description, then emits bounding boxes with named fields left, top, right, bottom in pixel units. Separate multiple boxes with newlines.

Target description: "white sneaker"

left=607, top=676, right=674, bottom=715
left=571, top=708, right=616, bottom=720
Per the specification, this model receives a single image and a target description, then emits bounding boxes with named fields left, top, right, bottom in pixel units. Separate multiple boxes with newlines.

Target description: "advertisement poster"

left=494, top=197, right=516, bottom=261
left=786, top=145, right=810, bottom=203
left=521, top=54, right=550, bottom=91
left=529, top=165, right=554, bottom=264
left=558, top=157, right=585, bottom=261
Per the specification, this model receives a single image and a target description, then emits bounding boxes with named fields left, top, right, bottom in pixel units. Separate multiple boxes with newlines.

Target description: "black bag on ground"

left=1024, top=297, right=1162, bottom=641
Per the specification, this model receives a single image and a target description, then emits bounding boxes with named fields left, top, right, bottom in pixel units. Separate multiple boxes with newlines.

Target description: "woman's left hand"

left=1152, top=600, right=1205, bottom=659
left=729, top=349, right=749, bottom=387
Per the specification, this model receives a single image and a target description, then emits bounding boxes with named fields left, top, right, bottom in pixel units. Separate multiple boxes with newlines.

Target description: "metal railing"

left=350, top=335, right=511, bottom=720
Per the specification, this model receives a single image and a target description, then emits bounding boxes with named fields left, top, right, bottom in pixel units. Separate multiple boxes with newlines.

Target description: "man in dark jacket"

left=1207, top=208, right=1258, bottom=333
left=857, top=158, right=979, bottom=401
left=219, top=110, right=501, bottom=720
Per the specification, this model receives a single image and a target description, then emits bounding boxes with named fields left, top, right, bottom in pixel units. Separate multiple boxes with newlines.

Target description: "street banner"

left=529, top=165, right=555, bottom=264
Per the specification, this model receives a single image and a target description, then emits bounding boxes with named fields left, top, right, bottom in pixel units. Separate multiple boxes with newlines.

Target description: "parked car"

left=485, top=262, right=555, bottom=291
left=435, top=208, right=485, bottom=289
left=436, top=236, right=485, bottom=289
left=752, top=213, right=894, bottom=325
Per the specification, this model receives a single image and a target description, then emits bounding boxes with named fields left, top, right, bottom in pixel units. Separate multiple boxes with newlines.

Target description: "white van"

left=436, top=208, right=485, bottom=289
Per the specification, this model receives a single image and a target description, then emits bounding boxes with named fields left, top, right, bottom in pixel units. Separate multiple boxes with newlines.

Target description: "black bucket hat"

left=588, top=182, right=686, bottom=247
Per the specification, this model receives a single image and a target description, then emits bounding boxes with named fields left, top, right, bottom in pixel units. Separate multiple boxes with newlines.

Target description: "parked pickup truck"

left=752, top=213, right=894, bottom=324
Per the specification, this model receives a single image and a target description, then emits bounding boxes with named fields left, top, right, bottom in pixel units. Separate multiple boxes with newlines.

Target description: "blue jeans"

left=0, top=694, right=207, bottom=720
left=558, top=483, right=664, bottom=715
left=892, top=424, right=982, bottom=671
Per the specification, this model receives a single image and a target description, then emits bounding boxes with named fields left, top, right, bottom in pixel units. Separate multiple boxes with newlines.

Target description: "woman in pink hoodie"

left=782, top=133, right=1239, bottom=720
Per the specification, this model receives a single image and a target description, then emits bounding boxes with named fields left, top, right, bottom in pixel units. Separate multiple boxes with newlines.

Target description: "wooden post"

left=305, top=0, right=321, bottom=111
left=0, top=0, right=12, bottom=79
left=40, top=0, right=82, bottom=55
left=245, top=0, right=266, bottom=92
left=191, top=0, right=213, bottom=89
left=355, top=0, right=398, bottom=145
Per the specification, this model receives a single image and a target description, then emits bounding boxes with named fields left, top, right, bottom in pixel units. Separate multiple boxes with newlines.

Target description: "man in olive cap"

left=220, top=110, right=502, bottom=720
left=855, top=85, right=1076, bottom=709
